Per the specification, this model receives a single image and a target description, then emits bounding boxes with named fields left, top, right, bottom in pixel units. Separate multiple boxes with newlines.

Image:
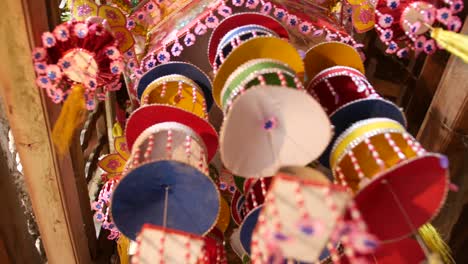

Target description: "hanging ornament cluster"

left=32, top=20, right=123, bottom=107
left=138, top=0, right=362, bottom=73
left=93, top=133, right=130, bottom=240
left=373, top=0, right=464, bottom=56
left=30, top=0, right=461, bottom=262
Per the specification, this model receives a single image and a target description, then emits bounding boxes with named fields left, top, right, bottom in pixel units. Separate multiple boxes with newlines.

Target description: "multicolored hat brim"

left=136, top=61, right=214, bottom=110
left=208, top=12, right=289, bottom=66
left=111, top=160, right=220, bottom=240
left=319, top=98, right=406, bottom=168
left=125, top=104, right=218, bottom=161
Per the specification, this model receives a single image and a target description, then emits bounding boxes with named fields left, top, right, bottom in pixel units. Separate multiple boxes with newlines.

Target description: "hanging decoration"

left=32, top=0, right=465, bottom=262
left=32, top=20, right=124, bottom=154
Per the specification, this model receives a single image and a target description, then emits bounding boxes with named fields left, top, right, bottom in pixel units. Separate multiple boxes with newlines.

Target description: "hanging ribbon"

left=51, top=84, right=87, bottom=156
left=117, top=235, right=131, bottom=264
left=419, top=223, right=454, bottom=264
left=431, top=27, right=468, bottom=63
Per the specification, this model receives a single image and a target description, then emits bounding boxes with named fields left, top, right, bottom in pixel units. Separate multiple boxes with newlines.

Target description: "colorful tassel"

left=418, top=223, right=454, bottom=264
left=113, top=122, right=123, bottom=137
left=51, top=84, right=87, bottom=156
left=117, top=235, right=131, bottom=264
left=431, top=27, right=468, bottom=63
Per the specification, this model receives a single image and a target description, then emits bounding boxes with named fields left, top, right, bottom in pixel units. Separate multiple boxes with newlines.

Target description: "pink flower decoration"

left=260, top=2, right=272, bottom=14
left=184, top=32, right=196, bottom=47
left=422, top=8, right=436, bottom=24
left=194, top=22, right=208, bottom=35
left=245, top=0, right=260, bottom=9
left=205, top=14, right=219, bottom=28
left=41, top=32, right=56, bottom=48
left=36, top=76, right=52, bottom=89
left=447, top=16, right=462, bottom=32
left=299, top=22, right=312, bottom=34
left=156, top=49, right=170, bottom=63
left=274, top=8, right=287, bottom=21
left=145, top=57, right=158, bottom=70
left=451, top=0, right=463, bottom=14
left=385, top=41, right=398, bottom=54
left=110, top=60, right=124, bottom=75
left=126, top=19, right=136, bottom=30
left=58, top=58, right=73, bottom=71
left=34, top=62, right=47, bottom=74
left=217, top=5, right=232, bottom=17
left=386, top=0, right=399, bottom=9
left=232, top=0, right=244, bottom=7
left=423, top=39, right=436, bottom=54
left=146, top=2, right=155, bottom=12
left=378, top=14, right=394, bottom=28
left=48, top=88, right=64, bottom=104
left=436, top=8, right=452, bottom=25
left=53, top=25, right=70, bottom=41
left=85, top=92, right=96, bottom=110
left=127, top=59, right=138, bottom=70
left=125, top=50, right=135, bottom=58
left=287, top=14, right=299, bottom=27
left=74, top=23, right=89, bottom=38
left=135, top=11, right=146, bottom=22
left=46, top=65, right=62, bottom=82
left=414, top=35, right=427, bottom=52
left=379, top=29, right=393, bottom=42
left=104, top=46, right=121, bottom=60
left=94, top=211, right=105, bottom=222
left=91, top=200, right=103, bottom=211
left=32, top=47, right=47, bottom=61
left=171, top=41, right=184, bottom=56
left=397, top=47, right=409, bottom=58
left=85, top=77, right=98, bottom=91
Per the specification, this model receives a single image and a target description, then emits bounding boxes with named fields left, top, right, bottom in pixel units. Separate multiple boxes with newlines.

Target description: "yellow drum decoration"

left=329, top=117, right=449, bottom=242
left=141, top=74, right=208, bottom=119
left=330, top=118, right=420, bottom=192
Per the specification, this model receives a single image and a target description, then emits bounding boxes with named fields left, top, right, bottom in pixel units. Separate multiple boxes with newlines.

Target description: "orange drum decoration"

left=330, top=118, right=449, bottom=241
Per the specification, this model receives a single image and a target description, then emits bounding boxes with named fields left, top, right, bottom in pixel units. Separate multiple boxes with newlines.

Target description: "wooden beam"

left=404, top=49, right=450, bottom=134
left=0, top=0, right=92, bottom=263
left=416, top=18, right=468, bottom=262
left=0, top=109, right=42, bottom=264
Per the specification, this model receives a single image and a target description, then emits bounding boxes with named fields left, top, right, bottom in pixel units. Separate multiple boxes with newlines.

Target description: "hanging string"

left=163, top=185, right=169, bottom=228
